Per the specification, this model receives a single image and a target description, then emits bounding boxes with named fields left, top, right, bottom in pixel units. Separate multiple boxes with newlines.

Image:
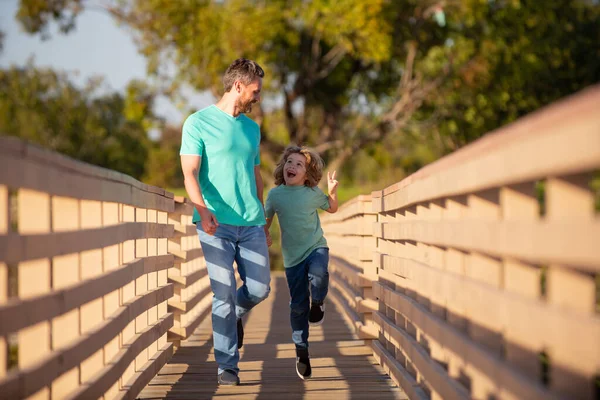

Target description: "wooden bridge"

left=138, top=273, right=406, bottom=399
left=0, top=85, right=598, bottom=400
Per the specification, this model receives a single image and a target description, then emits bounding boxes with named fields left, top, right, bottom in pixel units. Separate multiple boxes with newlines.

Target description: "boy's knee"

left=310, top=269, right=329, bottom=285
left=290, top=303, right=309, bottom=316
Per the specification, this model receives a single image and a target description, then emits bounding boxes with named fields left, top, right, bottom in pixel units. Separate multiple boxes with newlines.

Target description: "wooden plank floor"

left=139, top=273, right=407, bottom=399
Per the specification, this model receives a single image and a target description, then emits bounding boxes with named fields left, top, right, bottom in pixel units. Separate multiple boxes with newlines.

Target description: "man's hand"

left=327, top=170, right=339, bottom=194
left=199, top=208, right=219, bottom=235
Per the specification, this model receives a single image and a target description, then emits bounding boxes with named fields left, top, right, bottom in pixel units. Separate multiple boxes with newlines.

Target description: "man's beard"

left=236, top=97, right=255, bottom=113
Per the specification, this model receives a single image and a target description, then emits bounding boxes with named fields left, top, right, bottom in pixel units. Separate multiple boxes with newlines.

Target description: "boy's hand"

left=327, top=170, right=339, bottom=194
left=265, top=229, right=272, bottom=247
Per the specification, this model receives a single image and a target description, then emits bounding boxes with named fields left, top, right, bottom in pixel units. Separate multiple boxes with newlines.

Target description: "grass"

left=166, top=187, right=187, bottom=197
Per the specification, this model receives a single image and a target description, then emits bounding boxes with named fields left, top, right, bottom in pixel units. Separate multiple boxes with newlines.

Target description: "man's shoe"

left=308, top=302, right=325, bottom=326
left=295, top=348, right=312, bottom=380
left=218, top=369, right=240, bottom=386
left=237, top=318, right=244, bottom=349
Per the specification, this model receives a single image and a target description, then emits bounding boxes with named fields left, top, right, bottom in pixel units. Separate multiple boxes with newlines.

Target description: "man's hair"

left=273, top=145, right=324, bottom=187
left=223, top=58, right=265, bottom=92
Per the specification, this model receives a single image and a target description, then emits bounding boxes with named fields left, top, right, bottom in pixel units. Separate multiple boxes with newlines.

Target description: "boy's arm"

left=326, top=192, right=338, bottom=214
left=326, top=170, right=339, bottom=213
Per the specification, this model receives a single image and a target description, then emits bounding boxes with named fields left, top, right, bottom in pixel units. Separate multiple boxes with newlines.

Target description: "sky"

left=0, top=0, right=213, bottom=127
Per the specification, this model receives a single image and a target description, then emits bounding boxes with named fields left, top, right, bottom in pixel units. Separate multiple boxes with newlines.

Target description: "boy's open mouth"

left=286, top=170, right=296, bottom=179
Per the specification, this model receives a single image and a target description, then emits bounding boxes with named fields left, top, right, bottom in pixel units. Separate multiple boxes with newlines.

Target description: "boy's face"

left=284, top=153, right=307, bottom=186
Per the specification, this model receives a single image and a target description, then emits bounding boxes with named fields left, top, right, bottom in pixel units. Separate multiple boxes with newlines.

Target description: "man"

left=180, top=58, right=271, bottom=386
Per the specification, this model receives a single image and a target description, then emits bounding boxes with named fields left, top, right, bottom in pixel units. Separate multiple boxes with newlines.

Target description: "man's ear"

left=234, top=81, right=242, bottom=93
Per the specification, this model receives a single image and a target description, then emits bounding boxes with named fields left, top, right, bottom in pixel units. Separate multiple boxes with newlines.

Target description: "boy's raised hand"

left=327, top=170, right=339, bottom=194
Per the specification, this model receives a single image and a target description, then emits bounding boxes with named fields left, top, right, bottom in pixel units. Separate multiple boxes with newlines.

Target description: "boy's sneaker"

left=295, top=348, right=312, bottom=380
left=308, top=302, right=325, bottom=326
left=218, top=369, right=240, bottom=386
left=237, top=318, right=244, bottom=349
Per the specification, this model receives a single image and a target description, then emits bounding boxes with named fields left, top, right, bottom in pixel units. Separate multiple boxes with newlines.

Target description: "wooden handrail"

left=0, top=138, right=176, bottom=399
left=322, top=84, right=600, bottom=400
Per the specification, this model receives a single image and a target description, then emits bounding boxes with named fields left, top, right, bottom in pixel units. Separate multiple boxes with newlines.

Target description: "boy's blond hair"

left=274, top=145, right=324, bottom=187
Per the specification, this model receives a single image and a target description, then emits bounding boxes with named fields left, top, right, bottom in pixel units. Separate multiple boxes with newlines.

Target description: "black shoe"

left=218, top=369, right=240, bottom=386
left=237, top=318, right=244, bottom=349
left=296, top=348, right=312, bottom=380
left=308, top=302, right=325, bottom=326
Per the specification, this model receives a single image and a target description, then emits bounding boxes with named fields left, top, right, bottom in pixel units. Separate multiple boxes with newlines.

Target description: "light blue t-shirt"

left=180, top=105, right=266, bottom=226
left=265, top=185, right=331, bottom=268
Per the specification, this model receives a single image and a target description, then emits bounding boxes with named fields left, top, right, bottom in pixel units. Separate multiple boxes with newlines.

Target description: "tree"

left=15, top=0, right=600, bottom=180
left=16, top=0, right=456, bottom=168
left=0, top=64, right=153, bottom=179
left=143, top=125, right=184, bottom=188
left=417, top=0, right=600, bottom=154
left=16, top=0, right=83, bottom=39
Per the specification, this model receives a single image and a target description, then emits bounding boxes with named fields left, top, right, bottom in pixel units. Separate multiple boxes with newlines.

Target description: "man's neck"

left=215, top=94, right=242, bottom=118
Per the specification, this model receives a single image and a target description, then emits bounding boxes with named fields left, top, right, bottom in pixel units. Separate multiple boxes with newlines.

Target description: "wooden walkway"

left=139, top=273, right=407, bottom=399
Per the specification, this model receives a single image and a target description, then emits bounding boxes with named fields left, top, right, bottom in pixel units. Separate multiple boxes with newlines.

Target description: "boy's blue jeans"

left=196, top=223, right=271, bottom=374
left=284, top=247, right=329, bottom=350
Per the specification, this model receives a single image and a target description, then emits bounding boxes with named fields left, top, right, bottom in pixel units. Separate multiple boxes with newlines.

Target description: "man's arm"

left=254, top=165, right=264, bottom=204
left=181, top=155, right=218, bottom=235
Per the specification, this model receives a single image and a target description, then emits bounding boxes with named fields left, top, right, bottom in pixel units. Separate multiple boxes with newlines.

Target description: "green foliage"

left=591, top=171, right=600, bottom=212
left=17, top=0, right=82, bottom=38
left=8, top=343, right=18, bottom=371
left=419, top=0, right=600, bottom=153
left=0, top=65, right=152, bottom=179
left=13, top=0, right=600, bottom=192
left=144, top=125, right=185, bottom=187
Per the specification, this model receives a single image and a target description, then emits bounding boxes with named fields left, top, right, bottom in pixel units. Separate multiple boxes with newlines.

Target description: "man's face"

left=236, top=77, right=262, bottom=113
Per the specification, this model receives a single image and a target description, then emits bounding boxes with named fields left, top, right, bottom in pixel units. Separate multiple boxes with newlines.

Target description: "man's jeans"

left=284, top=247, right=329, bottom=349
left=196, top=223, right=271, bottom=374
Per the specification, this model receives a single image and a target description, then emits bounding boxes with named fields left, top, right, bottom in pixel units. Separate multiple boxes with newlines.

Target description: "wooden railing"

left=322, top=84, right=600, bottom=400
left=1, top=85, right=598, bottom=400
left=0, top=137, right=209, bottom=399
left=166, top=197, right=210, bottom=348
left=322, top=195, right=379, bottom=340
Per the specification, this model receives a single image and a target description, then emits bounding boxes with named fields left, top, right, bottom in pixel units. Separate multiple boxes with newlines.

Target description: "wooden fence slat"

left=373, top=282, right=564, bottom=400
left=64, top=314, right=173, bottom=400
left=0, top=255, right=173, bottom=336
left=0, top=284, right=173, bottom=399
left=374, top=220, right=600, bottom=272
left=371, top=86, right=600, bottom=213
left=116, top=342, right=174, bottom=400
left=0, top=222, right=175, bottom=264
left=375, top=311, right=470, bottom=400
left=0, top=139, right=174, bottom=211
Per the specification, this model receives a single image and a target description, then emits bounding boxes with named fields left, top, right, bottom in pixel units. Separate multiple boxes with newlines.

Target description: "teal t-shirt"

left=265, top=185, right=331, bottom=268
left=180, top=105, right=266, bottom=226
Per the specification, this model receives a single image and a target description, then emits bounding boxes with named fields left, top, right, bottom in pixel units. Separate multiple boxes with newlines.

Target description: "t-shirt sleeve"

left=180, top=115, right=204, bottom=156
left=314, top=187, right=331, bottom=211
left=265, top=190, right=275, bottom=219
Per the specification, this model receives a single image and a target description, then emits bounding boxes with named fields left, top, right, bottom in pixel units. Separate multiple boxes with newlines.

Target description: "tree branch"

left=316, top=44, right=347, bottom=79
left=314, top=140, right=343, bottom=154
